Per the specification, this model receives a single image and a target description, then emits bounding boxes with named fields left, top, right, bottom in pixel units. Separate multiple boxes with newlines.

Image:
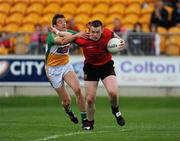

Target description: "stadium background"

left=0, top=0, right=180, bottom=55
left=0, top=0, right=180, bottom=96
left=0, top=0, right=180, bottom=141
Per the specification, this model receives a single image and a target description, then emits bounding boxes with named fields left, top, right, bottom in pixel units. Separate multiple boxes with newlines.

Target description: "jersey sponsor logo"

left=56, top=45, right=69, bottom=54
left=50, top=44, right=70, bottom=55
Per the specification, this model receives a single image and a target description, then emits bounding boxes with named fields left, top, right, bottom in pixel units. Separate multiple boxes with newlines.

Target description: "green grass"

left=0, top=96, right=180, bottom=141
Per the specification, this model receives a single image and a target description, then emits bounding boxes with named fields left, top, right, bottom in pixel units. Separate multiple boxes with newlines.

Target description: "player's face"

left=54, top=18, right=66, bottom=31
left=89, top=26, right=103, bottom=41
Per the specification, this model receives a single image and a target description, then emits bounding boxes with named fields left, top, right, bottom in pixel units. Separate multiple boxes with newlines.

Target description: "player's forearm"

left=113, top=32, right=121, bottom=39
left=61, top=34, right=78, bottom=44
left=56, top=31, right=71, bottom=37
left=54, top=34, right=78, bottom=45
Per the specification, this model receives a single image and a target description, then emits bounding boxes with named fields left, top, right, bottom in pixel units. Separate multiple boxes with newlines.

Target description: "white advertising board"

left=113, top=56, right=180, bottom=87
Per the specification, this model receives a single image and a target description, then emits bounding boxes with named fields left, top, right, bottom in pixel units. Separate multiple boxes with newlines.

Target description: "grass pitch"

left=0, top=96, right=180, bottom=141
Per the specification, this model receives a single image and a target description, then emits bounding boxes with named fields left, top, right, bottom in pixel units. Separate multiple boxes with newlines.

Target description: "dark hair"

left=90, top=20, right=103, bottom=27
left=52, top=14, right=65, bottom=27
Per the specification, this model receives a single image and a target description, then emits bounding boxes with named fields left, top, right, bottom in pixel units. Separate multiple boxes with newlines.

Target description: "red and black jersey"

left=75, top=28, right=113, bottom=65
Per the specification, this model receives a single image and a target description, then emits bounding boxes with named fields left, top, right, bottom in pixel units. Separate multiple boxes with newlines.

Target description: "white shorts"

left=45, top=63, right=74, bottom=88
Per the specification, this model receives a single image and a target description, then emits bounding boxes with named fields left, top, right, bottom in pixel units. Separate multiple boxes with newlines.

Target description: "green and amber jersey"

left=45, top=30, right=77, bottom=66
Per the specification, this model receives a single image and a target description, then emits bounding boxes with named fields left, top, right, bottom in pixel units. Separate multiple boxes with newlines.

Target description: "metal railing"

left=0, top=32, right=180, bottom=56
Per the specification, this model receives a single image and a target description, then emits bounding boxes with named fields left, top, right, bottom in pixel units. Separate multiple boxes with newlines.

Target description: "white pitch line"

left=31, top=130, right=110, bottom=141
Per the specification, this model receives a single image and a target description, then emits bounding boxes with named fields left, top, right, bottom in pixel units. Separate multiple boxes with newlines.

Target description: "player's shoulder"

left=103, top=28, right=113, bottom=34
left=46, top=32, right=56, bottom=43
left=103, top=28, right=113, bottom=33
left=47, top=32, right=55, bottom=37
left=103, top=28, right=113, bottom=37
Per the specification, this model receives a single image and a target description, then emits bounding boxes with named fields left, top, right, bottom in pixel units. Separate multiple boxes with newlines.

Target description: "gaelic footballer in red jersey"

left=74, top=20, right=125, bottom=130
left=75, top=23, right=124, bottom=66
left=75, top=27, right=113, bottom=65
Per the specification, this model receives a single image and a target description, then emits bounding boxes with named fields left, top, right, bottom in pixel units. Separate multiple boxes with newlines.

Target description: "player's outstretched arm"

left=49, top=26, right=70, bottom=37
left=54, top=31, right=87, bottom=45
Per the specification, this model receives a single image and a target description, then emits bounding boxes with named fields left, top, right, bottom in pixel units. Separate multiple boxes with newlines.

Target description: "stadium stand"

left=122, top=14, right=139, bottom=26
left=0, top=0, right=179, bottom=56
left=60, top=3, right=76, bottom=16
left=167, top=27, right=180, bottom=48
left=91, top=13, right=106, bottom=24
left=28, top=0, right=46, bottom=5
left=18, top=23, right=35, bottom=32
left=0, top=13, right=6, bottom=25
left=95, top=0, right=111, bottom=5
left=124, top=3, right=141, bottom=16
left=39, top=13, right=54, bottom=25
left=92, top=3, right=109, bottom=15
left=22, top=13, right=40, bottom=25
left=5, top=13, right=23, bottom=25
left=75, top=3, right=92, bottom=15
left=13, top=0, right=29, bottom=4
left=4, top=23, right=19, bottom=33
left=157, top=27, right=168, bottom=54
left=0, top=0, right=175, bottom=31
left=105, top=13, right=123, bottom=25
left=74, top=14, right=90, bottom=25
left=26, top=3, right=43, bottom=15
left=9, top=2, right=27, bottom=14
left=46, top=0, right=62, bottom=5
left=43, top=3, right=60, bottom=15
left=78, top=0, right=94, bottom=5
left=108, top=3, right=125, bottom=15
left=62, top=0, right=78, bottom=5
left=111, top=0, right=128, bottom=5
left=0, top=2, right=11, bottom=14
left=127, top=0, right=144, bottom=5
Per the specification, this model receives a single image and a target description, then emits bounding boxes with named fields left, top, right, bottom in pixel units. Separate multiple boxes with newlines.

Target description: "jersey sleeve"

left=46, top=32, right=55, bottom=44
left=104, top=28, right=113, bottom=38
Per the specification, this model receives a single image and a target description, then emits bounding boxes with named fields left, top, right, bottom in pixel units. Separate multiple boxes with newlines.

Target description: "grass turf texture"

left=0, top=96, right=180, bottom=141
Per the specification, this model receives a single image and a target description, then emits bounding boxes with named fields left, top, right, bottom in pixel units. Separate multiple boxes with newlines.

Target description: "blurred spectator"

left=150, top=0, right=169, bottom=29
left=112, top=18, right=128, bottom=55
left=171, top=0, right=180, bottom=27
left=15, top=33, right=26, bottom=54
left=164, top=0, right=177, bottom=8
left=127, top=23, right=143, bottom=55
left=66, top=18, right=79, bottom=32
left=28, top=24, right=42, bottom=54
left=112, top=18, right=126, bottom=37
left=0, top=31, right=13, bottom=54
left=150, top=24, right=160, bottom=56
left=39, top=25, right=48, bottom=54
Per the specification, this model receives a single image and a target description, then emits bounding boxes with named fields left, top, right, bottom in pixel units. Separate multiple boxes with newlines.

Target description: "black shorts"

left=83, top=60, right=116, bottom=81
